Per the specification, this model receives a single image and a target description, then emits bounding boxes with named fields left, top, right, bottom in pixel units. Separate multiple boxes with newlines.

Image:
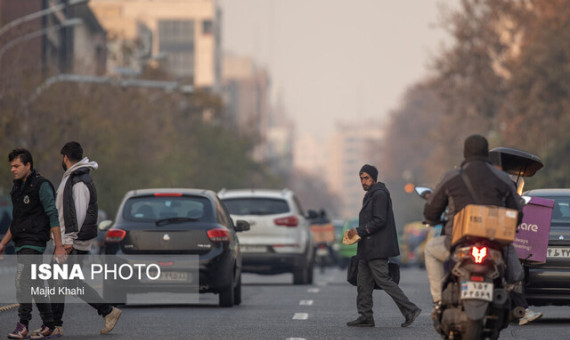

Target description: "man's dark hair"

left=8, top=148, right=33, bottom=169
left=61, top=141, right=83, bottom=162
left=463, top=134, right=489, bottom=159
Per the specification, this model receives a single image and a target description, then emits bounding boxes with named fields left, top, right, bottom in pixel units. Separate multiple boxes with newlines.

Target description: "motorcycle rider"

left=423, top=134, right=523, bottom=314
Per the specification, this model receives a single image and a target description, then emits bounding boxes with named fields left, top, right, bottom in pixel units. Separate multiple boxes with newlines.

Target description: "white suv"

left=218, top=189, right=314, bottom=284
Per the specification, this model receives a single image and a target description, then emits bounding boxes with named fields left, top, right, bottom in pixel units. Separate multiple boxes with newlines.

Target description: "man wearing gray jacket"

left=32, top=142, right=121, bottom=337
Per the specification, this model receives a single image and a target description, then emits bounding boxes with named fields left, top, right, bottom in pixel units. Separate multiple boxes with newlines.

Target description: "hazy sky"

left=218, top=0, right=451, bottom=139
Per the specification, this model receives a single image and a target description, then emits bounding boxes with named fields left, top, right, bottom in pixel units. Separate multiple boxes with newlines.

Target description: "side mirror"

left=307, top=209, right=319, bottom=219
left=98, top=220, right=113, bottom=231
left=235, top=219, right=250, bottom=232
left=414, top=187, right=433, bottom=200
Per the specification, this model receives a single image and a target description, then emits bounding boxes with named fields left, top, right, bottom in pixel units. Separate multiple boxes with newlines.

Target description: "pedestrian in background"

left=0, top=148, right=67, bottom=339
left=33, top=141, right=121, bottom=337
left=346, top=164, right=421, bottom=327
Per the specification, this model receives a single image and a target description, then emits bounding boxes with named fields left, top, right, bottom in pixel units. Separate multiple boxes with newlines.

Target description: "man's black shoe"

left=347, top=316, right=375, bottom=327
left=401, top=308, right=422, bottom=327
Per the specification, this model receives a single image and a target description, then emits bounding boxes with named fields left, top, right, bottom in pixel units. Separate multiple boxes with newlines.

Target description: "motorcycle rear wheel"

left=461, top=320, right=482, bottom=340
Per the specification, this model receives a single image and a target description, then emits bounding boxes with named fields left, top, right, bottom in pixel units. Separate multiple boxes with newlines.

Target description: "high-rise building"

left=326, top=121, right=384, bottom=219
left=222, top=54, right=271, bottom=161
left=291, top=120, right=383, bottom=219
left=89, top=0, right=221, bottom=90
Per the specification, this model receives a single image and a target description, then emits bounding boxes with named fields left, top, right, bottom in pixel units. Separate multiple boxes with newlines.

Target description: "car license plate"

left=241, top=245, right=267, bottom=253
left=316, top=248, right=329, bottom=256
left=460, top=281, right=493, bottom=302
left=547, top=247, right=570, bottom=258
left=144, top=271, right=189, bottom=282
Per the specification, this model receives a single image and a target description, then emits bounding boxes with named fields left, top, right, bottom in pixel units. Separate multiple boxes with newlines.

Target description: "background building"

left=291, top=119, right=383, bottom=219
left=326, top=121, right=384, bottom=219
left=222, top=54, right=271, bottom=161
left=0, top=0, right=105, bottom=80
left=89, top=0, right=221, bottom=89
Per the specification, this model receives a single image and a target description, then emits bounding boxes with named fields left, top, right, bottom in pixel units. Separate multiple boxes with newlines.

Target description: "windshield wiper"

left=155, top=217, right=198, bottom=226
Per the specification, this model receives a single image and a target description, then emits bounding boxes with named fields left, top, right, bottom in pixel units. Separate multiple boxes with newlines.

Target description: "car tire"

left=293, top=253, right=311, bottom=285
left=293, top=267, right=308, bottom=285
left=219, top=269, right=235, bottom=308
left=103, top=282, right=127, bottom=306
left=306, top=258, right=314, bottom=284
left=233, top=275, right=242, bottom=306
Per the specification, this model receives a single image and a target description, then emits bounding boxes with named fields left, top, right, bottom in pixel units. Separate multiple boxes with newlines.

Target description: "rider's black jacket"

left=423, top=156, right=523, bottom=249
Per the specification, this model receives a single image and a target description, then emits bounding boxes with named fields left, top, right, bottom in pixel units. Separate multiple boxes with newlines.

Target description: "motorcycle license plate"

left=460, top=281, right=493, bottom=302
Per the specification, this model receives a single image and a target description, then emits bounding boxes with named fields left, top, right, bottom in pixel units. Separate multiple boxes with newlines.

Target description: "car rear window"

left=545, top=197, right=570, bottom=224
left=222, top=198, right=290, bottom=215
left=123, top=195, right=213, bottom=222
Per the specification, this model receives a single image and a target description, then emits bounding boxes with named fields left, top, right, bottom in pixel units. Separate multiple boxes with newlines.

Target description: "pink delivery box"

left=513, top=197, right=554, bottom=263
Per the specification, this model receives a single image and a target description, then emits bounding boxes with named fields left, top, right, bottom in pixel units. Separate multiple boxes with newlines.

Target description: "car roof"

left=218, top=188, right=293, bottom=199
left=125, top=188, right=216, bottom=199
left=524, top=188, right=570, bottom=197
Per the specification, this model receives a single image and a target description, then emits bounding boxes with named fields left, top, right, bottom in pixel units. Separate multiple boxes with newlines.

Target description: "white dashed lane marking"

left=292, top=313, right=309, bottom=320
left=299, top=300, right=313, bottom=306
left=307, top=288, right=320, bottom=293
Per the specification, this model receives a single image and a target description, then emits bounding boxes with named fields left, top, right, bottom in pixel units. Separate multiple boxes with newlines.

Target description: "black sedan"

left=523, top=188, right=570, bottom=306
left=102, top=188, right=249, bottom=307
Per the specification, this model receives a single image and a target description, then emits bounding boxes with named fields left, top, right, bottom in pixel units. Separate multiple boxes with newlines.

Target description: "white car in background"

left=218, top=189, right=314, bottom=285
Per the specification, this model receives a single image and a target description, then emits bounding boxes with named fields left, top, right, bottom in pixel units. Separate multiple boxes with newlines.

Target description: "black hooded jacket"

left=423, top=156, right=523, bottom=249
left=356, top=182, right=400, bottom=260
left=10, top=170, right=54, bottom=247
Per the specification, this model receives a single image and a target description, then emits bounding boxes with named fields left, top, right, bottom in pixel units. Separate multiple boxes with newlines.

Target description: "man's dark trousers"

left=16, top=248, right=55, bottom=326
left=50, top=249, right=113, bottom=326
left=356, top=258, right=417, bottom=319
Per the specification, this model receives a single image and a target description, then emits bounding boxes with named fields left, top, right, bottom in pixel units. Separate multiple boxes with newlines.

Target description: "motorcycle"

left=415, top=147, right=543, bottom=340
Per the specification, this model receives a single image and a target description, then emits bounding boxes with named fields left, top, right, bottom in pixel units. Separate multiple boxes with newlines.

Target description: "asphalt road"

left=1, top=266, right=570, bottom=339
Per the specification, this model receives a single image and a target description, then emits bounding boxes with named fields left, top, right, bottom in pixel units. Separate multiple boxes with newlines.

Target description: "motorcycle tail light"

left=472, top=246, right=488, bottom=264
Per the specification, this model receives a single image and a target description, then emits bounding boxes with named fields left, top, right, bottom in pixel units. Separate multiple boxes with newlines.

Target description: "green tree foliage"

left=379, top=81, right=446, bottom=228
left=498, top=0, right=570, bottom=188
left=382, top=0, right=570, bottom=216
left=0, top=79, right=282, bottom=217
left=290, top=169, right=341, bottom=219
